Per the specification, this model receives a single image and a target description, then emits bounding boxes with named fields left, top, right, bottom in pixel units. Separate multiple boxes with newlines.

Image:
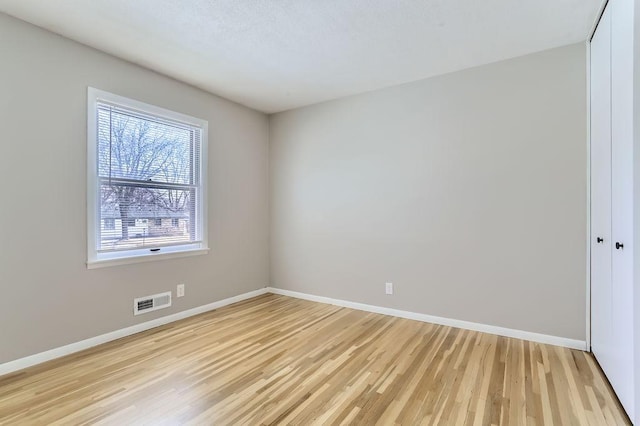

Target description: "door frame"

left=585, top=38, right=591, bottom=352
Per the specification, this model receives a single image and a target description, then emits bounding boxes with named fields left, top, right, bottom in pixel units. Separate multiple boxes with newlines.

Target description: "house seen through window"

left=88, top=88, right=208, bottom=267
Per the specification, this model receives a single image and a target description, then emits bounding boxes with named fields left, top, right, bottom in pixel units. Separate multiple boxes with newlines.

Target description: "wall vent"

left=134, top=291, right=172, bottom=315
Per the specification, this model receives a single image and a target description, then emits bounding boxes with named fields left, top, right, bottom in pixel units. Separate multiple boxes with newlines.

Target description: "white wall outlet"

left=385, top=282, right=393, bottom=295
left=177, top=284, right=185, bottom=298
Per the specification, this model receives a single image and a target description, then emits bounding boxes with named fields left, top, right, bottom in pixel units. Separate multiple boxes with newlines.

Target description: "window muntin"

left=88, top=88, right=208, bottom=267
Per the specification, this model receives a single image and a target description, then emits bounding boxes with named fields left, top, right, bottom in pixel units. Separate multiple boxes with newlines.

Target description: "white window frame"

left=87, top=87, right=209, bottom=269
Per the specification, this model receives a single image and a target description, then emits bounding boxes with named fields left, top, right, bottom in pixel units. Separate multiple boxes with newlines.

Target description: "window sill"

left=87, top=248, right=209, bottom=269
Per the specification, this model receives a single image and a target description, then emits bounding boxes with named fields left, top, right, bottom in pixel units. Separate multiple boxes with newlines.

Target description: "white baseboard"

left=0, top=288, right=269, bottom=377
left=266, top=287, right=587, bottom=351
left=0, top=286, right=587, bottom=377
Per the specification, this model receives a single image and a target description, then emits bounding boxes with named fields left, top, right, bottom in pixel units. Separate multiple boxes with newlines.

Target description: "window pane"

left=98, top=106, right=195, bottom=185
left=99, top=183, right=195, bottom=251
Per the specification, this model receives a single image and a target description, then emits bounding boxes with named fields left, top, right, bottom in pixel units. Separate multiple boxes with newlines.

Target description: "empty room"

left=1, top=0, right=639, bottom=424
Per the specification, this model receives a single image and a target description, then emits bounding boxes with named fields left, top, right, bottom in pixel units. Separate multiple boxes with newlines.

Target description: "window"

left=155, top=218, right=162, bottom=226
left=87, top=88, right=208, bottom=268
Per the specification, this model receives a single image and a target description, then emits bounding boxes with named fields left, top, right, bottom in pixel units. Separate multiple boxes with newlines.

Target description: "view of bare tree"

left=98, top=109, right=193, bottom=242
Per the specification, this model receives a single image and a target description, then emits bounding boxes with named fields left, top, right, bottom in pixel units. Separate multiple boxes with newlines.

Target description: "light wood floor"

left=0, top=294, right=630, bottom=425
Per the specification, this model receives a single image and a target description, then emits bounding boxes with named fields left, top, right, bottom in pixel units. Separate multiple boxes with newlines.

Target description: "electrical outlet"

left=385, top=282, right=393, bottom=295
left=177, top=284, right=185, bottom=298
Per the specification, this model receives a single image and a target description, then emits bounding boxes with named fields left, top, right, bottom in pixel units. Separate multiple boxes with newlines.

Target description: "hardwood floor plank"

left=0, top=294, right=631, bottom=425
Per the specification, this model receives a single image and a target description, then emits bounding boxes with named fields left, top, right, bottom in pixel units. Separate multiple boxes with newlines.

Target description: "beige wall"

left=0, top=13, right=270, bottom=364
left=270, top=44, right=587, bottom=340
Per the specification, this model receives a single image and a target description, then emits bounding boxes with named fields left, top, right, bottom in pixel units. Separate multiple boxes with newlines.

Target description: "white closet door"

left=590, top=3, right=614, bottom=390
left=610, top=0, right=635, bottom=417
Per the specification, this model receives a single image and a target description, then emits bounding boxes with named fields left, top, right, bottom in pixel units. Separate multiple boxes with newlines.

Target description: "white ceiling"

left=0, top=0, right=602, bottom=113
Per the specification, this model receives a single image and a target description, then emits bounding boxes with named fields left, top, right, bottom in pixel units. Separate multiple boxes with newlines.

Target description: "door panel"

left=590, top=3, right=613, bottom=387
left=609, top=0, right=635, bottom=417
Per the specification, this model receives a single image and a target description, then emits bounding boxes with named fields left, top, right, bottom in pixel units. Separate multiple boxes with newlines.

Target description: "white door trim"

left=586, top=39, right=592, bottom=352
